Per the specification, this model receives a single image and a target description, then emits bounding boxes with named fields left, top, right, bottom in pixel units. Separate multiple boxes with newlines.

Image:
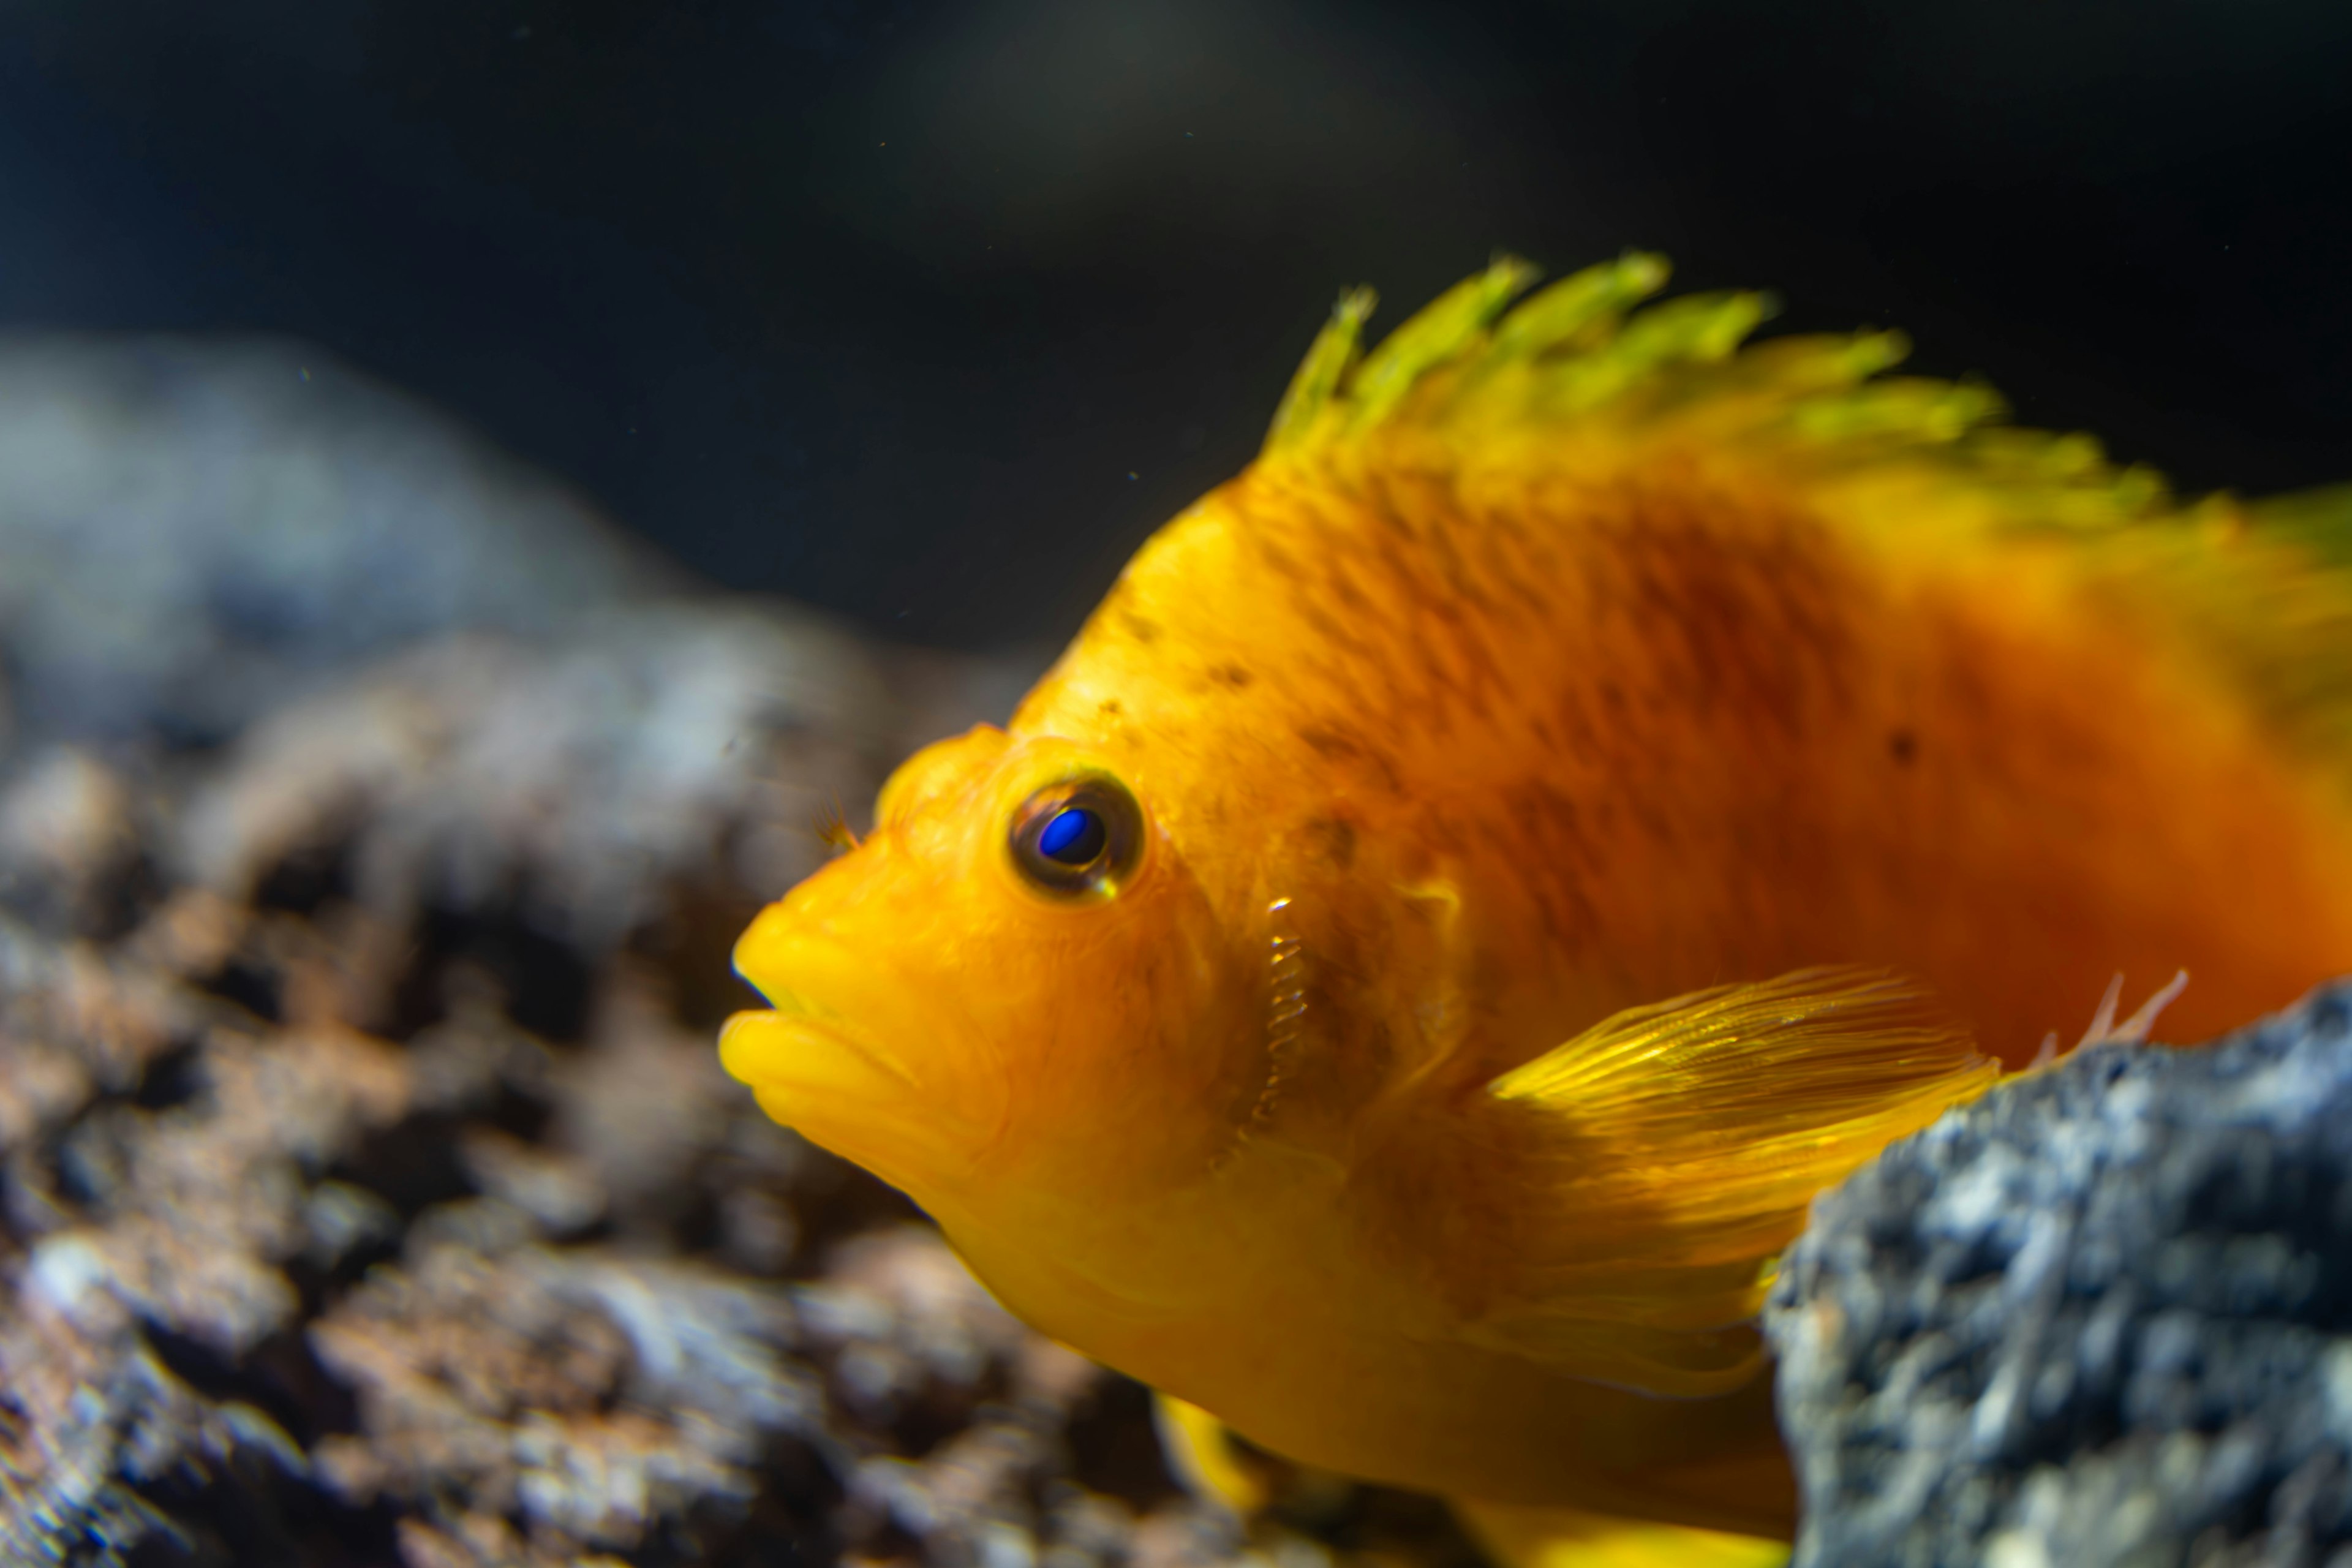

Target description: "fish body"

left=723, top=255, right=2352, bottom=1540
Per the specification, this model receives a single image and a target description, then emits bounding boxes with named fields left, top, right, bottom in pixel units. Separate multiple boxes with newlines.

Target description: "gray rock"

left=0, top=334, right=689, bottom=747
left=1766, top=981, right=2352, bottom=1568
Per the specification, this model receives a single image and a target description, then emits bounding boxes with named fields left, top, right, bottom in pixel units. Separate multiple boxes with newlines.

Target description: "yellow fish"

left=720, top=254, right=2352, bottom=1555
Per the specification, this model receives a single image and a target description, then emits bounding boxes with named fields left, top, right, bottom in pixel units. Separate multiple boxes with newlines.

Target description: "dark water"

left=4, top=0, right=2348, bottom=653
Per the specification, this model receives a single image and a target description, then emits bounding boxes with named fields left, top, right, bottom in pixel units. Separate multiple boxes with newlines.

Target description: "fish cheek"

left=982, top=854, right=1263, bottom=1204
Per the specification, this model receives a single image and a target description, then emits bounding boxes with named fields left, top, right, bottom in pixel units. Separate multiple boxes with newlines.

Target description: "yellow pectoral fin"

left=1489, top=966, right=1995, bottom=1177
left=1474, top=968, right=1994, bottom=1395
left=1455, top=1499, right=1790, bottom=1568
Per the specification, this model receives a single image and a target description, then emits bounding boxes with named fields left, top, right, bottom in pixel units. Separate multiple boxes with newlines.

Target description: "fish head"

left=722, top=722, right=1266, bottom=1246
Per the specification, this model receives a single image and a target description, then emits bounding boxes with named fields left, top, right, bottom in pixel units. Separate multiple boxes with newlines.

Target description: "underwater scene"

left=2, top=4, right=2350, bottom=1566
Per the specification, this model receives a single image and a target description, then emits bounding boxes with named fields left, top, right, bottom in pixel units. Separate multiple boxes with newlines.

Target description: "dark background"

left=4, top=0, right=2348, bottom=654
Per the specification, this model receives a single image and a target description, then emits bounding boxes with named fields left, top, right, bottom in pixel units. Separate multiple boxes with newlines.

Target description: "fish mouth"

left=721, top=920, right=998, bottom=1188
left=731, top=985, right=919, bottom=1093
left=720, top=1002, right=970, bottom=1188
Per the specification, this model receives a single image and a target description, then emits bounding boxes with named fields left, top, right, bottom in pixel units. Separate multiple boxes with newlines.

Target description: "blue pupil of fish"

left=1037, top=807, right=1106, bottom=865
left=1011, top=778, right=1141, bottom=898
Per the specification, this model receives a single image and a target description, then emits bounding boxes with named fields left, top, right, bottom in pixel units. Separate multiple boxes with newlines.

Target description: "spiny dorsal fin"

left=1452, top=968, right=1994, bottom=1398
left=1265, top=251, right=1684, bottom=452
left=1256, top=252, right=2352, bottom=791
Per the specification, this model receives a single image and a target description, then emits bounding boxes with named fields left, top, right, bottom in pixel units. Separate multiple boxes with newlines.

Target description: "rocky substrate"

left=1769, top=981, right=2352, bottom=1568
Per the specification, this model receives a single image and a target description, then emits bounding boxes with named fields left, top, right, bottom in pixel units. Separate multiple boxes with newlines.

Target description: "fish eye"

left=1008, top=775, right=1145, bottom=899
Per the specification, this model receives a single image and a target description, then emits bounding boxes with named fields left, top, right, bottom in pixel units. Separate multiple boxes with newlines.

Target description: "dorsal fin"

left=1256, top=253, right=2352, bottom=793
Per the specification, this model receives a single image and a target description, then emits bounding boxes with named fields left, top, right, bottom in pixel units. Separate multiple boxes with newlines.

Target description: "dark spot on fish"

left=1210, top=663, right=1254, bottom=688
left=1888, top=728, right=1918, bottom=765
left=1099, top=698, right=1122, bottom=716
left=1296, top=725, right=1405, bottom=793
left=1299, top=726, right=1353, bottom=760
left=1122, top=613, right=1160, bottom=644
left=1304, top=816, right=1356, bottom=870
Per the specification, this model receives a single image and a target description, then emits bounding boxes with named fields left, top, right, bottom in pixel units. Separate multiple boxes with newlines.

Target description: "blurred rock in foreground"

left=1768, top=981, right=2352, bottom=1568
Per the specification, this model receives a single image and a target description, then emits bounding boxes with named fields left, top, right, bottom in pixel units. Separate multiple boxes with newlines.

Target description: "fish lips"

left=721, top=927, right=1002, bottom=1189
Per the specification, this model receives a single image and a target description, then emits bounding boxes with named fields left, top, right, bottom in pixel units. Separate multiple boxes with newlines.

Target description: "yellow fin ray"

left=1489, top=251, right=1672, bottom=363
left=1152, top=1393, right=1273, bottom=1517
left=1493, top=968, right=1991, bottom=1144
left=1457, top=970, right=1994, bottom=1396
left=1345, top=255, right=1542, bottom=430
left=1264, top=284, right=1379, bottom=451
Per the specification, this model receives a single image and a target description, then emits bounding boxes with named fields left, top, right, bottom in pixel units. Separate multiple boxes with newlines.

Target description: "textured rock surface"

left=1768, top=981, right=2352, bottom=1568
left=168, top=605, right=901, bottom=951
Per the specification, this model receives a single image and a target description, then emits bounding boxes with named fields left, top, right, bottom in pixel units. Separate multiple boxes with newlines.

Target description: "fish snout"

left=722, top=904, right=1003, bottom=1187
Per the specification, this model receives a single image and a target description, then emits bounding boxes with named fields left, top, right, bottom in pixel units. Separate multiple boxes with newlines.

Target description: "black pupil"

left=1037, top=806, right=1107, bottom=865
